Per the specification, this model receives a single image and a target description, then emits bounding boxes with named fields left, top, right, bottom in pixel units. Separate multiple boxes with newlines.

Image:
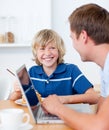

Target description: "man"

left=42, top=3, right=109, bottom=130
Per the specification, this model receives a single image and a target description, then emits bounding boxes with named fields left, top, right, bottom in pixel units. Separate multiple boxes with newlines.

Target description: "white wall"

left=0, top=0, right=109, bottom=84
left=0, top=0, right=51, bottom=81
left=0, top=0, right=51, bottom=42
left=51, top=0, right=109, bottom=84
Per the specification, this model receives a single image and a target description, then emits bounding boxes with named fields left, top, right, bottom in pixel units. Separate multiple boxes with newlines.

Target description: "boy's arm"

left=59, top=88, right=100, bottom=104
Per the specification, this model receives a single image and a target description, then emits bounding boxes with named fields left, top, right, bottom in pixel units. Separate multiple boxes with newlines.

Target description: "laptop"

left=16, top=64, right=92, bottom=124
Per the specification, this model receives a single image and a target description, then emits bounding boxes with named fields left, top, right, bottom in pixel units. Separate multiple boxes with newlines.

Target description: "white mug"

left=0, top=108, right=30, bottom=130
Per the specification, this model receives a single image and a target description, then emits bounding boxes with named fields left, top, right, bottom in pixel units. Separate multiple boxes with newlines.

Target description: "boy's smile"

left=37, top=42, right=59, bottom=72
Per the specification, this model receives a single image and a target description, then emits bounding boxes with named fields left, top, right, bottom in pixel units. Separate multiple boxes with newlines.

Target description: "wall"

left=0, top=0, right=109, bottom=84
left=0, top=0, right=51, bottom=42
left=0, top=0, right=51, bottom=81
left=51, top=0, right=109, bottom=84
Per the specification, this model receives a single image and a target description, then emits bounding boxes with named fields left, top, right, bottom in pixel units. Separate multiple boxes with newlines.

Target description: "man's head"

left=69, top=3, right=109, bottom=45
left=68, top=3, right=109, bottom=62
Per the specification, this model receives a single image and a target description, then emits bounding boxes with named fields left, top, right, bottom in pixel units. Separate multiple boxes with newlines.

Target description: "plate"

left=19, top=123, right=33, bottom=130
left=15, top=97, right=45, bottom=106
left=15, top=99, right=27, bottom=106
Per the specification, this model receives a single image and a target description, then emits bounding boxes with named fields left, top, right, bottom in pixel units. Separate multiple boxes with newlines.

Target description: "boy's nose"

left=45, top=49, right=51, bottom=55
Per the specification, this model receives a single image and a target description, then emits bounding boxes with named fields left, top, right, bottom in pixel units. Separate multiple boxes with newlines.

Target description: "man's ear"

left=80, top=30, right=88, bottom=44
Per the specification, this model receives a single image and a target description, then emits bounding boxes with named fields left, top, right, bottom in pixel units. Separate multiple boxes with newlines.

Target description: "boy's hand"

left=9, top=80, right=22, bottom=101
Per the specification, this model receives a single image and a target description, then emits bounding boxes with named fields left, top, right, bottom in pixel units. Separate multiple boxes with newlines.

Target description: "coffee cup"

left=0, top=108, right=30, bottom=130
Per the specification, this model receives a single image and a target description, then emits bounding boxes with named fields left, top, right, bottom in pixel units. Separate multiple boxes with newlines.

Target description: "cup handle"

left=22, top=113, right=30, bottom=126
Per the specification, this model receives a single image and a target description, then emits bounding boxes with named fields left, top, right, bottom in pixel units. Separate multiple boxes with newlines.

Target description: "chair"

left=0, top=70, right=12, bottom=100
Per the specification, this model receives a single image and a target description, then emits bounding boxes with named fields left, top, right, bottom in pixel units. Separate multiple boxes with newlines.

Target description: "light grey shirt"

left=101, top=52, right=109, bottom=97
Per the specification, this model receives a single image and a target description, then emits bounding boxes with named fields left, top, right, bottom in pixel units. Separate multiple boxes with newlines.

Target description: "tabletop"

left=0, top=100, right=73, bottom=130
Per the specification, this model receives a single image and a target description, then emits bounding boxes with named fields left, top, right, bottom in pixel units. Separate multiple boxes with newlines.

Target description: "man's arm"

left=42, top=95, right=109, bottom=130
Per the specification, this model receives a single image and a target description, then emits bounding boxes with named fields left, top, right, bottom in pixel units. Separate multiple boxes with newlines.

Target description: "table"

left=0, top=100, right=73, bottom=130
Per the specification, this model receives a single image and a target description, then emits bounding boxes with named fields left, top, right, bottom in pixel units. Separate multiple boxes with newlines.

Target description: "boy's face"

left=37, top=41, right=59, bottom=69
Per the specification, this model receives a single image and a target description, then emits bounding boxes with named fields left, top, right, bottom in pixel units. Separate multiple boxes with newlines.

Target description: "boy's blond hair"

left=32, top=29, right=65, bottom=65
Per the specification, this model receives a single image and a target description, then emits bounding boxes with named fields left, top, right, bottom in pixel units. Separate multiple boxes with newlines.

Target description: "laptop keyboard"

left=40, top=111, right=60, bottom=120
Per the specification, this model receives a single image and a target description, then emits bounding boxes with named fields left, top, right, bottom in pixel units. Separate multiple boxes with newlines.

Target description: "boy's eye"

left=50, top=47, right=56, bottom=49
left=39, top=47, right=45, bottom=50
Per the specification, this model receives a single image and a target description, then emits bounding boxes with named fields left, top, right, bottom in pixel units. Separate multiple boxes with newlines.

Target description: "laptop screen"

left=16, top=64, right=40, bottom=122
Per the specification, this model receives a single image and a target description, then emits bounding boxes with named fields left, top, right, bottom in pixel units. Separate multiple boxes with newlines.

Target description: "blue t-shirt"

left=29, top=63, right=93, bottom=98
